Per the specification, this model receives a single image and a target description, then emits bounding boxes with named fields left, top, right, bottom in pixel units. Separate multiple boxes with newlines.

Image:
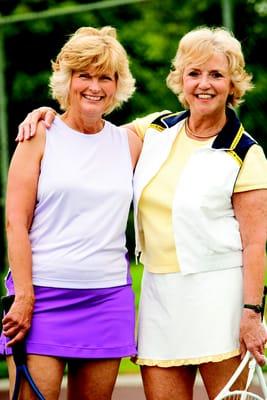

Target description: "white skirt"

left=135, top=267, right=243, bottom=367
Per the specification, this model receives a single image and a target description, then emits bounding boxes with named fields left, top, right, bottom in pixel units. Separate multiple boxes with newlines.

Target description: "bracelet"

left=243, top=304, right=263, bottom=313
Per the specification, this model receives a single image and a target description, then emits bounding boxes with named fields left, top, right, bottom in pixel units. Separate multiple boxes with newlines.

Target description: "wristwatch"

left=243, top=304, right=263, bottom=313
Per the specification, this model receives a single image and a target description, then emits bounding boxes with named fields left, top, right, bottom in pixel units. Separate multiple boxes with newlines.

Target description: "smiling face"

left=182, top=52, right=233, bottom=118
left=68, top=69, right=117, bottom=119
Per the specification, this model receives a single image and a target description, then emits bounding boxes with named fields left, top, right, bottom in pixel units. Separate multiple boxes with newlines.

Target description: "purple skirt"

left=0, top=273, right=136, bottom=359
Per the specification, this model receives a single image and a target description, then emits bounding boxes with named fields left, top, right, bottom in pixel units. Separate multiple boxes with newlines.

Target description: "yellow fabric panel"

left=234, top=145, right=267, bottom=192
left=132, top=111, right=170, bottom=139
left=139, top=125, right=211, bottom=272
left=138, top=125, right=267, bottom=273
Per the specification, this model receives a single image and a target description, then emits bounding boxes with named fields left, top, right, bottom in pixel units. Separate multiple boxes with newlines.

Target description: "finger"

left=254, top=351, right=266, bottom=366
left=17, top=120, right=32, bottom=141
left=30, top=122, right=38, bottom=137
left=3, top=319, right=22, bottom=336
left=6, top=330, right=26, bottom=347
left=30, top=108, right=54, bottom=135
left=2, top=319, right=16, bottom=331
left=43, top=111, right=56, bottom=128
left=239, top=340, right=246, bottom=359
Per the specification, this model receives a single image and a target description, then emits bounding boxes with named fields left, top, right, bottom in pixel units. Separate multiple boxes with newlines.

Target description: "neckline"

left=185, top=118, right=221, bottom=141
left=56, top=116, right=107, bottom=137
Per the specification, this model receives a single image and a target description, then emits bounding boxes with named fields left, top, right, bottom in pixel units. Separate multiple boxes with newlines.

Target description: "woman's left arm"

left=126, top=128, right=143, bottom=169
left=233, top=189, right=267, bottom=365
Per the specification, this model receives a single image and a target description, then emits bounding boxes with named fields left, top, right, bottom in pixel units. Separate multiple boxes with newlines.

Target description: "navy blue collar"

left=161, top=107, right=245, bottom=150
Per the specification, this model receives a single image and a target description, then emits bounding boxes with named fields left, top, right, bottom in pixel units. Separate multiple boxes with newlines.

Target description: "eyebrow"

left=187, top=67, right=227, bottom=73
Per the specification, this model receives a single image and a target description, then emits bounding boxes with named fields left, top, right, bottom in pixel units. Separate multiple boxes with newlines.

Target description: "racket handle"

left=1, top=294, right=15, bottom=314
left=1, top=295, right=15, bottom=334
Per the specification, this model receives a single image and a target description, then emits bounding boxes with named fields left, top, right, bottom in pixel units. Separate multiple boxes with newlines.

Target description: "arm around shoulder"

left=17, top=106, right=57, bottom=141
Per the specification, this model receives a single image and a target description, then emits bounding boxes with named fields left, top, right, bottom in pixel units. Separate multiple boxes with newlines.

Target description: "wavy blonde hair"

left=166, top=26, right=253, bottom=108
left=49, top=26, right=135, bottom=114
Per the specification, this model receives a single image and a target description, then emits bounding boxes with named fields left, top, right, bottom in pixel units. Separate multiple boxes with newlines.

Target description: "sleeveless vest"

left=30, top=117, right=133, bottom=288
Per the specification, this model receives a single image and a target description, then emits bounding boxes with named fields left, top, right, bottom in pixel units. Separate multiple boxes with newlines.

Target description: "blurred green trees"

left=0, top=0, right=267, bottom=282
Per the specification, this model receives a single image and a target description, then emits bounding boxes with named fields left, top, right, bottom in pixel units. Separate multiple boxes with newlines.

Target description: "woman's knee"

left=141, top=365, right=197, bottom=400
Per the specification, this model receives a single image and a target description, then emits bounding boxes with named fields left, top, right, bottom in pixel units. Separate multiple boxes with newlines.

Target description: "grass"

left=119, top=262, right=143, bottom=374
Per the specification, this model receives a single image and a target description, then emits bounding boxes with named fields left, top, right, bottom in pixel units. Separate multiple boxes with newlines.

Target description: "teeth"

left=84, top=95, right=102, bottom=101
left=197, top=94, right=213, bottom=99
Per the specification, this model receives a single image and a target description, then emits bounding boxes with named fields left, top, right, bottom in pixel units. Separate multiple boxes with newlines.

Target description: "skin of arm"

left=232, top=189, right=267, bottom=365
left=126, top=127, right=142, bottom=168
left=3, top=122, right=45, bottom=346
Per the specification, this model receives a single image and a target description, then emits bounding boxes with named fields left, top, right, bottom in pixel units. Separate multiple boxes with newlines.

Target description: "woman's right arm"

left=3, top=123, right=45, bottom=346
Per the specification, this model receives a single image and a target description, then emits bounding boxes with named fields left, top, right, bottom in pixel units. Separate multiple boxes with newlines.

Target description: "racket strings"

left=218, top=391, right=264, bottom=399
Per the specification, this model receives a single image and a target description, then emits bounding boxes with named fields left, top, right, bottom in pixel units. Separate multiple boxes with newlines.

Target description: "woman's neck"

left=185, top=113, right=227, bottom=140
left=61, top=111, right=104, bottom=134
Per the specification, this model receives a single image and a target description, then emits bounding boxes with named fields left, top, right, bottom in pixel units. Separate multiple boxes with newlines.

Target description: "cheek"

left=183, top=78, right=195, bottom=91
left=107, top=84, right=117, bottom=97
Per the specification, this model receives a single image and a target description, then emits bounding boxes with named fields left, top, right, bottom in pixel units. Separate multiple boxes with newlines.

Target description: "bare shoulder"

left=13, top=120, right=46, bottom=162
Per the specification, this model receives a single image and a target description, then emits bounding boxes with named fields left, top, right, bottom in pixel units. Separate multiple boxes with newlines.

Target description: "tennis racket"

left=215, top=286, right=267, bottom=400
left=214, top=350, right=267, bottom=399
left=1, top=295, right=45, bottom=400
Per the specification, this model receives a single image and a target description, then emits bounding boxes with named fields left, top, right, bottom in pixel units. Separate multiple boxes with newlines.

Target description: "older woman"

left=1, top=26, right=142, bottom=400
left=14, top=26, right=267, bottom=400
left=130, top=27, right=267, bottom=399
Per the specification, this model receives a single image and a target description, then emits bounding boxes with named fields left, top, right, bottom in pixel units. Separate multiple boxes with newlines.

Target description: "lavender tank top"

left=29, top=117, right=133, bottom=288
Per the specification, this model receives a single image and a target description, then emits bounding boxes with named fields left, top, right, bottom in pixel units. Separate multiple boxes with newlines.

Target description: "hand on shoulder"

left=16, top=106, right=57, bottom=142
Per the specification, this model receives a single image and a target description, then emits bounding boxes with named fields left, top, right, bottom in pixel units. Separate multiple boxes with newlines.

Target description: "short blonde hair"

left=166, top=26, right=253, bottom=108
left=49, top=26, right=135, bottom=114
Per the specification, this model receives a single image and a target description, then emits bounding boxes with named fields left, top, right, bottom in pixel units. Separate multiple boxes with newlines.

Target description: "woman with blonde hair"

left=13, top=26, right=267, bottom=399
left=1, top=26, right=142, bottom=400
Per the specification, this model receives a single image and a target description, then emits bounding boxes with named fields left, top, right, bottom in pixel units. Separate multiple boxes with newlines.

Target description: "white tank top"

left=29, top=117, right=133, bottom=288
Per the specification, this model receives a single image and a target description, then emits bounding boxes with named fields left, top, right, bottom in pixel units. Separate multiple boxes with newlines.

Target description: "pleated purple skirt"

left=0, top=273, right=136, bottom=359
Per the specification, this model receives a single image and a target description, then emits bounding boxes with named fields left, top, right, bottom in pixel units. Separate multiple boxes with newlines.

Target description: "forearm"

left=242, top=243, right=266, bottom=305
left=3, top=224, right=34, bottom=344
left=7, top=223, right=34, bottom=302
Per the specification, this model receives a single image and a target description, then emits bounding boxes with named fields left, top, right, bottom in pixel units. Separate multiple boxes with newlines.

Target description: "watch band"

left=243, top=304, right=263, bottom=313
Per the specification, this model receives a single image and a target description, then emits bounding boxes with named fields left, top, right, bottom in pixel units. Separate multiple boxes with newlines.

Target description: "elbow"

left=6, top=212, right=30, bottom=237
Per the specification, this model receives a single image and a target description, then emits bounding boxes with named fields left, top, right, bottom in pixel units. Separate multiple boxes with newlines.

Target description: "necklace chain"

left=185, top=119, right=219, bottom=139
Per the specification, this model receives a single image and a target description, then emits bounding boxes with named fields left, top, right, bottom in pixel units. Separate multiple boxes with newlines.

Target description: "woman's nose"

left=89, top=78, right=101, bottom=91
left=198, top=74, right=211, bottom=88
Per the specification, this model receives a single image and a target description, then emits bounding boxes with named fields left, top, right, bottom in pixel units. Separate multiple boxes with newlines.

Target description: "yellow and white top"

left=133, top=112, right=267, bottom=273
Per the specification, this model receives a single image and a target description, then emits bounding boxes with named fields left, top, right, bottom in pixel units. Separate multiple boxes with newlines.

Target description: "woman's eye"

left=188, top=71, right=199, bottom=77
left=76, top=73, right=87, bottom=79
left=211, top=71, right=223, bottom=78
left=101, top=75, right=112, bottom=81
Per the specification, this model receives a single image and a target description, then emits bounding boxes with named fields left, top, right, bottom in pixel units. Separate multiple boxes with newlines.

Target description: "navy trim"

left=233, top=133, right=257, bottom=162
left=212, top=108, right=242, bottom=150
left=212, top=108, right=256, bottom=161
left=149, top=110, right=188, bottom=130
left=150, top=107, right=256, bottom=162
left=162, top=110, right=189, bottom=128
